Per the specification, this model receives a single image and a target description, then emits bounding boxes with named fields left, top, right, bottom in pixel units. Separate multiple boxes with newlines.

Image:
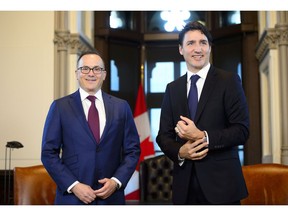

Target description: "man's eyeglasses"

left=76, top=66, right=105, bottom=75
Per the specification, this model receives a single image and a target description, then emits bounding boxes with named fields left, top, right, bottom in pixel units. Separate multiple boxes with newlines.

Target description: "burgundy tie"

left=188, top=75, right=200, bottom=121
left=87, top=96, right=100, bottom=143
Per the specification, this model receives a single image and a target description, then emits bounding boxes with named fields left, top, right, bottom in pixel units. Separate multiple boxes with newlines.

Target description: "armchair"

left=139, top=154, right=173, bottom=204
left=14, top=164, right=56, bottom=205
left=241, top=163, right=288, bottom=205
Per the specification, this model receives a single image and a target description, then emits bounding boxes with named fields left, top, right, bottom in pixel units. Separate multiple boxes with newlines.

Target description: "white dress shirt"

left=79, top=87, right=106, bottom=138
left=186, top=63, right=210, bottom=99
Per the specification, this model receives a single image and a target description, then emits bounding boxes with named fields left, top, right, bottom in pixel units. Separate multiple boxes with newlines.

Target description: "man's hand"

left=94, top=178, right=118, bottom=199
left=175, top=116, right=205, bottom=141
left=179, top=137, right=208, bottom=160
left=71, top=182, right=97, bottom=204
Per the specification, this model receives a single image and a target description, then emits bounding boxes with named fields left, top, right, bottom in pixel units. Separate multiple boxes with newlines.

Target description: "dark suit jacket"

left=156, top=65, right=249, bottom=204
left=41, top=90, right=140, bottom=205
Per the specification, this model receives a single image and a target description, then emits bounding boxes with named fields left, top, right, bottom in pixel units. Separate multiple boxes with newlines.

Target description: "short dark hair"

left=76, top=50, right=104, bottom=67
left=178, top=21, right=213, bottom=46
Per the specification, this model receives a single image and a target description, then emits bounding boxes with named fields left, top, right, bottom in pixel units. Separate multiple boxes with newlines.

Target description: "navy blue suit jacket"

left=41, top=90, right=140, bottom=204
left=156, top=65, right=249, bottom=204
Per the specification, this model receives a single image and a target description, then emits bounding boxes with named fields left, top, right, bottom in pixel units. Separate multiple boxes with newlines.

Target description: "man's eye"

left=93, top=67, right=101, bottom=71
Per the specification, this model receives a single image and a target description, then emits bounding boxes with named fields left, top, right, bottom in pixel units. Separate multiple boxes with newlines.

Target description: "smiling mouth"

left=192, top=54, right=204, bottom=57
left=192, top=55, right=203, bottom=59
left=86, top=78, right=96, bottom=82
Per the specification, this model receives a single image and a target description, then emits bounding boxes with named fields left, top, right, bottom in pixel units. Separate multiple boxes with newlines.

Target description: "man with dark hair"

left=41, top=50, right=140, bottom=205
left=156, top=21, right=249, bottom=204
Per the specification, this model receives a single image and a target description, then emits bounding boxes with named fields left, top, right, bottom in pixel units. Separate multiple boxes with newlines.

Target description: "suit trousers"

left=186, top=163, right=210, bottom=204
left=186, top=163, right=241, bottom=205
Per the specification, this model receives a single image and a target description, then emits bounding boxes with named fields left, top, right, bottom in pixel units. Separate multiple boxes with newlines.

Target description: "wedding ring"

left=175, top=127, right=179, bottom=134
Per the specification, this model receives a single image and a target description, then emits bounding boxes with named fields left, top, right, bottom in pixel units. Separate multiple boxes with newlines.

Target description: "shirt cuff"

left=67, top=181, right=80, bottom=193
left=111, top=177, right=122, bottom=189
left=204, top=130, right=209, bottom=144
left=178, top=154, right=185, bottom=166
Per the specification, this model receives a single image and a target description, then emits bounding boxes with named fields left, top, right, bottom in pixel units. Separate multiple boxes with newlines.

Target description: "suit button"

left=96, top=147, right=100, bottom=152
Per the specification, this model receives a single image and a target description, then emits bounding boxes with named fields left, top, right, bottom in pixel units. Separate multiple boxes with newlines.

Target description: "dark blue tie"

left=188, top=75, right=200, bottom=120
left=87, top=96, right=100, bottom=143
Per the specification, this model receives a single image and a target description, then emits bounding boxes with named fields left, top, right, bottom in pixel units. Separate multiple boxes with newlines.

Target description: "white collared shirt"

left=186, top=63, right=210, bottom=100
left=79, top=87, right=106, bottom=138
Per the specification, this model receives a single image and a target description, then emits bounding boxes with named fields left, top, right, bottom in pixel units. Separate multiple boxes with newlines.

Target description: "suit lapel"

left=101, top=92, right=113, bottom=141
left=68, top=90, right=95, bottom=142
left=195, top=66, right=217, bottom=122
left=178, top=75, right=190, bottom=117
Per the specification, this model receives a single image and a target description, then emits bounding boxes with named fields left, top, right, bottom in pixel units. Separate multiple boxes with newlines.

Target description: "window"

left=219, top=11, right=241, bottom=27
left=110, top=60, right=119, bottom=91
left=147, top=61, right=180, bottom=152
left=146, top=11, right=207, bottom=32
left=109, top=11, right=135, bottom=30
left=150, top=62, right=174, bottom=93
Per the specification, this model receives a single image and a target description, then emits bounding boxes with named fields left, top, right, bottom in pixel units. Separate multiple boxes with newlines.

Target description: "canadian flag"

left=124, top=83, right=155, bottom=200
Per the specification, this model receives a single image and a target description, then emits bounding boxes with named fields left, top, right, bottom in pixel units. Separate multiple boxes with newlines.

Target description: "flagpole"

left=140, top=45, right=145, bottom=87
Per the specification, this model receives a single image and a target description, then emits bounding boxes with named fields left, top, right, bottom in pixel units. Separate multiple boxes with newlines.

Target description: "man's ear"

left=75, top=71, right=79, bottom=80
left=102, top=71, right=107, bottom=81
left=179, top=45, right=183, bottom=55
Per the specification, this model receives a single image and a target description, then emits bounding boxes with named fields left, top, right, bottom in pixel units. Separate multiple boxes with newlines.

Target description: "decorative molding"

left=54, top=31, right=94, bottom=54
left=276, top=24, right=288, bottom=45
left=256, top=25, right=288, bottom=62
left=54, top=30, right=70, bottom=52
left=255, top=29, right=277, bottom=62
left=69, top=33, right=95, bottom=54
